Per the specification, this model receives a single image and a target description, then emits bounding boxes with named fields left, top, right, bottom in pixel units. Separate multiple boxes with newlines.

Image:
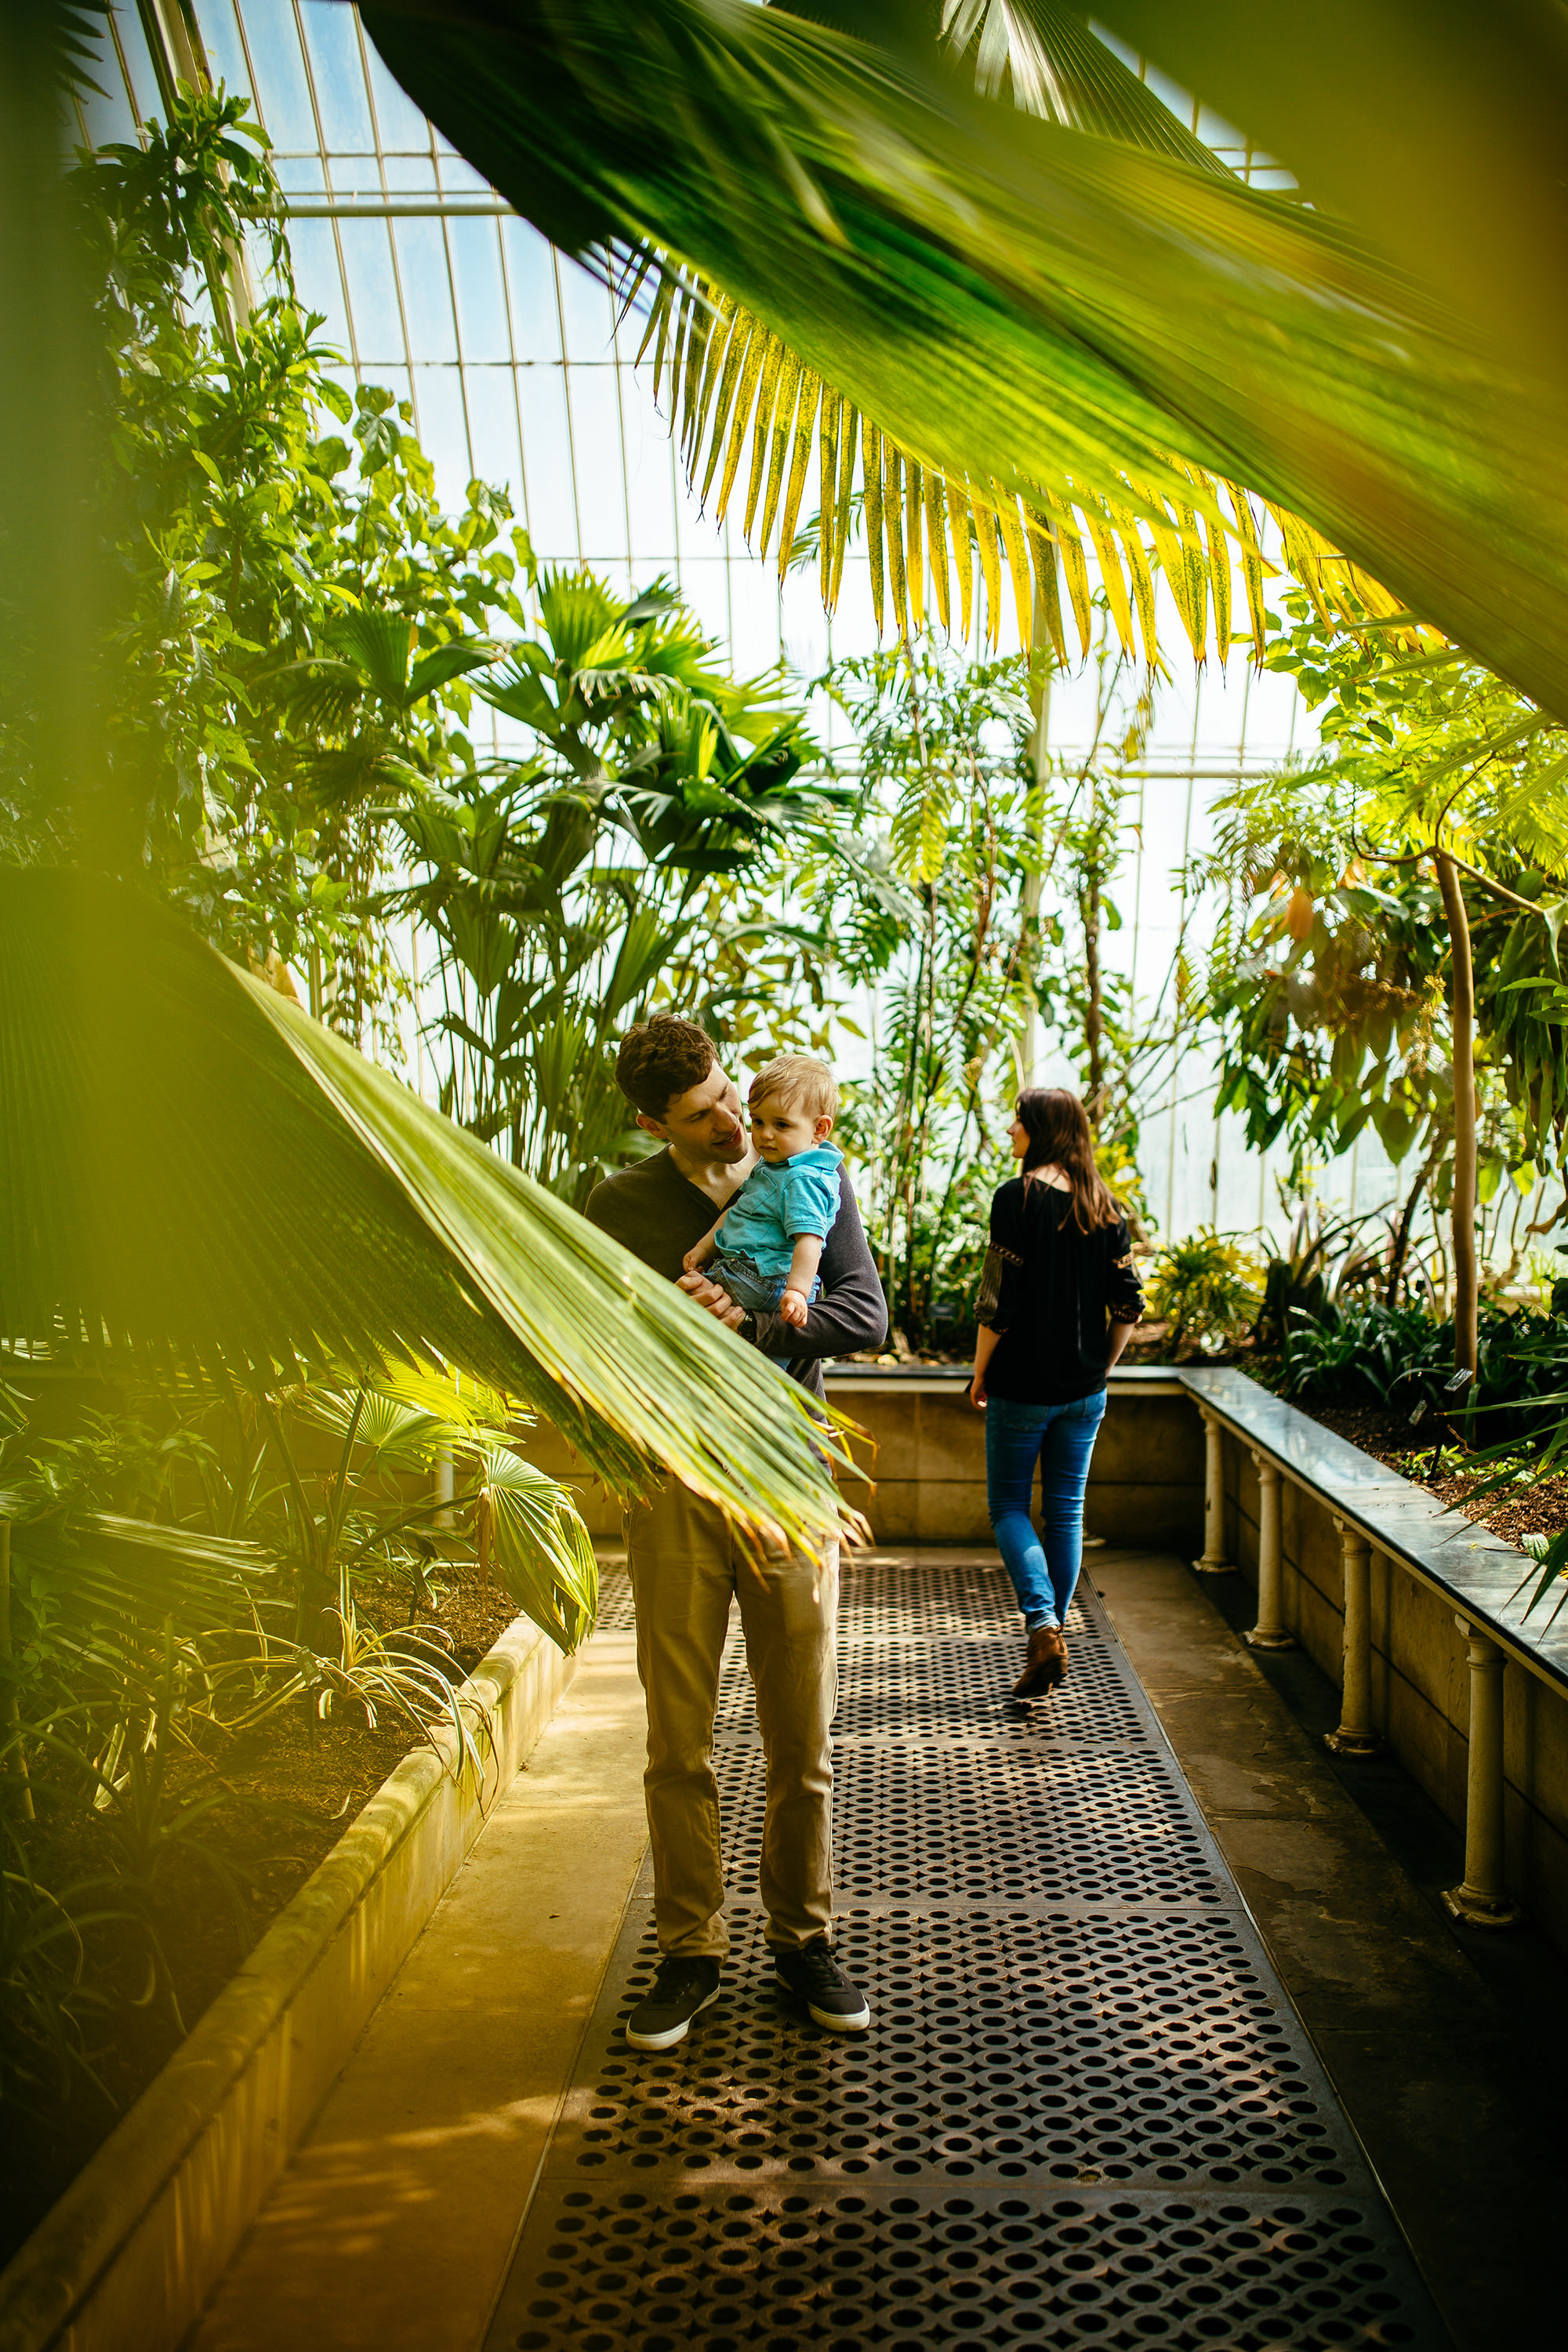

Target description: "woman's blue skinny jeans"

left=984, top=1389, right=1107, bottom=1631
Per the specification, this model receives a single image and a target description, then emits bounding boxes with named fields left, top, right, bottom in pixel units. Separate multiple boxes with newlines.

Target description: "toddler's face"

left=750, top=1093, right=832, bottom=1163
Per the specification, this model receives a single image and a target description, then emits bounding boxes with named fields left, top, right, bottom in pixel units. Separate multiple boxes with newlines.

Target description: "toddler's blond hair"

left=748, top=1054, right=838, bottom=1123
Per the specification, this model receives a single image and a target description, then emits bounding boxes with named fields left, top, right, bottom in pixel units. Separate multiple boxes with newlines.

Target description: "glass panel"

left=564, top=367, right=628, bottom=564
left=463, top=368, right=524, bottom=498
left=677, top=558, right=734, bottom=648
left=437, top=153, right=489, bottom=194
left=326, top=153, right=382, bottom=192
left=77, top=53, right=138, bottom=148
left=514, top=368, right=579, bottom=556
left=287, top=216, right=353, bottom=354
left=502, top=220, right=561, bottom=365
left=234, top=0, right=319, bottom=152
left=728, top=570, right=783, bottom=678
left=338, top=217, right=405, bottom=365
left=557, top=255, right=615, bottom=360
left=299, top=0, right=376, bottom=152
left=386, top=154, right=437, bottom=194
left=114, top=3, right=164, bottom=125
left=361, top=36, right=430, bottom=153
left=409, top=367, right=474, bottom=510
left=274, top=154, right=325, bottom=191
left=619, top=372, right=679, bottom=565
left=392, top=217, right=459, bottom=361
left=196, top=0, right=254, bottom=104
left=368, top=361, right=413, bottom=415
left=447, top=217, right=511, bottom=363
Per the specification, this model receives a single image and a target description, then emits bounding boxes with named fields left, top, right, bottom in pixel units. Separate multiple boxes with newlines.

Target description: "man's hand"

left=677, top=1268, right=746, bottom=1329
left=779, top=1285, right=809, bottom=1328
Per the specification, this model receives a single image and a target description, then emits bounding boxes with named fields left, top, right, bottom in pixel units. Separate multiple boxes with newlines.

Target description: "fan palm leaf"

left=0, top=869, right=856, bottom=1558
left=360, top=0, right=1568, bottom=713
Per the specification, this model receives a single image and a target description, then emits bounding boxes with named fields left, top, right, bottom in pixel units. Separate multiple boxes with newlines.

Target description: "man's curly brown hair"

left=614, top=1015, right=720, bottom=1120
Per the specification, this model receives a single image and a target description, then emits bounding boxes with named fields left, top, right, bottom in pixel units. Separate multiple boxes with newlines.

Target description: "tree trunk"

left=1434, top=851, right=1479, bottom=1375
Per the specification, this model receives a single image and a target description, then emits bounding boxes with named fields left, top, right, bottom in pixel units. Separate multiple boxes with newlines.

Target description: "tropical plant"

left=816, top=641, right=1048, bottom=1348
left=0, top=80, right=528, bottom=1057
left=395, top=564, right=852, bottom=1203
left=1196, top=586, right=1568, bottom=1377
left=361, top=0, right=1568, bottom=713
left=1145, top=1229, right=1265, bottom=1356
left=1252, top=1189, right=1389, bottom=1351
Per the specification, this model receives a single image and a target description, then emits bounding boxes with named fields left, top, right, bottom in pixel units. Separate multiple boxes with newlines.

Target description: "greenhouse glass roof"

left=79, top=2, right=1399, bottom=1247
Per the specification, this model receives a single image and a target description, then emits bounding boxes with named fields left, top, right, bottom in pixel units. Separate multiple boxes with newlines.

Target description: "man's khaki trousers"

left=626, top=1479, right=839, bottom=1958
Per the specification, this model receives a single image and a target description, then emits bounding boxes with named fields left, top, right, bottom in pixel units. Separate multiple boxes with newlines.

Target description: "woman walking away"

left=969, top=1090, right=1144, bottom=1699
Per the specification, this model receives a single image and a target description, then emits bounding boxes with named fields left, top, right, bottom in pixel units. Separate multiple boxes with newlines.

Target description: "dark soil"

left=1276, top=1394, right=1568, bottom=1552
left=2, top=1563, right=518, bottom=2271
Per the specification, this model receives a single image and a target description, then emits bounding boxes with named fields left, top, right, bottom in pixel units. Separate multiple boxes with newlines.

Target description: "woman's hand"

left=968, top=1375, right=987, bottom=1410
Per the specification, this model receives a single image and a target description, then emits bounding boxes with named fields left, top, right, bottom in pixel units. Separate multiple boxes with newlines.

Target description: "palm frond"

left=474, top=1439, right=599, bottom=1650
left=361, top=0, right=1568, bottom=713
left=0, top=869, right=858, bottom=1559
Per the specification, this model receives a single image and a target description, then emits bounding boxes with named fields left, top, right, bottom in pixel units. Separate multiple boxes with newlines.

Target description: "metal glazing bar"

left=278, top=196, right=514, bottom=217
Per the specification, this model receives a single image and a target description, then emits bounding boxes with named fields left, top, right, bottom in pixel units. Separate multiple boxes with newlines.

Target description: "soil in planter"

left=1, top=1565, right=520, bottom=2273
left=1278, top=1395, right=1568, bottom=1555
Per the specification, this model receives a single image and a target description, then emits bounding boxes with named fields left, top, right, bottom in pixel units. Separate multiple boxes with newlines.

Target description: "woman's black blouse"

left=976, top=1177, right=1144, bottom=1405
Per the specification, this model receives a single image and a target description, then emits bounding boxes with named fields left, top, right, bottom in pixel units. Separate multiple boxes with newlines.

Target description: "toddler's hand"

left=780, top=1286, right=809, bottom=1327
left=682, top=1241, right=710, bottom=1273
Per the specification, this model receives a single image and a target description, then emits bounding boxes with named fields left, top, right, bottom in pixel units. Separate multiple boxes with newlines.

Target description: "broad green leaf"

left=0, top=869, right=857, bottom=1561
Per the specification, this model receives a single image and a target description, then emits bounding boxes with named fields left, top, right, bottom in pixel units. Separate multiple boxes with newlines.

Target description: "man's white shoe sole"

left=625, top=1985, right=720, bottom=2052
left=775, top=1971, right=871, bottom=2031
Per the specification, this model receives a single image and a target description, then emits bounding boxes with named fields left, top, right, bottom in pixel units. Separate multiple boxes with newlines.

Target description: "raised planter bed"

left=0, top=1610, right=575, bottom=2352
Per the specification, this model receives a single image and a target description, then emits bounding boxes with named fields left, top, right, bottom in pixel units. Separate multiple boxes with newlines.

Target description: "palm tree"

left=358, top=0, right=1568, bottom=714
left=0, top=869, right=859, bottom=1585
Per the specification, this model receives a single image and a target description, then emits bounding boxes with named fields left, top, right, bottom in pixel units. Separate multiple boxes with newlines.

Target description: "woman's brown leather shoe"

left=1013, top=1624, right=1068, bottom=1697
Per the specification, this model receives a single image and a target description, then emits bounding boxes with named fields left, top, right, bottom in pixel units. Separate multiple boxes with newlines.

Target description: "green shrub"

left=1145, top=1230, right=1267, bottom=1357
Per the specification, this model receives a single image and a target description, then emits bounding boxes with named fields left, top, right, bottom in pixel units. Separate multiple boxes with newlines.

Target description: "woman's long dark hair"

left=1014, top=1088, right=1122, bottom=1232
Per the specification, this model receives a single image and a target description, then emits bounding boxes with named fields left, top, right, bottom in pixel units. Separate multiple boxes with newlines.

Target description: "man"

left=586, top=1014, right=887, bottom=2051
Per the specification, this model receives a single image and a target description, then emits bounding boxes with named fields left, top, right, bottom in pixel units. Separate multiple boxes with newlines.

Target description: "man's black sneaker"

left=773, top=1939, right=871, bottom=2032
left=625, top=1955, right=722, bottom=2051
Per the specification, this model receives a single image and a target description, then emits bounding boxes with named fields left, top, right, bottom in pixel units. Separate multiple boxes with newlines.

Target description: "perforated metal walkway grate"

left=485, top=1556, right=1448, bottom=2351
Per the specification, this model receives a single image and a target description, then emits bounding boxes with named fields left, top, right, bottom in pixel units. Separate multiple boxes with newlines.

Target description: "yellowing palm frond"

left=361, top=0, right=1568, bottom=713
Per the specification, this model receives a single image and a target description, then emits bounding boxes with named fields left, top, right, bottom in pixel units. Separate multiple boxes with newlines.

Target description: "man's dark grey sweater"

left=585, top=1149, right=888, bottom=1397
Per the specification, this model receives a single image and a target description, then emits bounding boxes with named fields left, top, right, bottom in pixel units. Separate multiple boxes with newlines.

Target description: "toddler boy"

left=684, top=1055, right=842, bottom=1334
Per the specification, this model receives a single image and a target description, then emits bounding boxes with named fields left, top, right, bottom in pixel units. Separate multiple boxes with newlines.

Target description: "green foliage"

left=1145, top=1230, right=1266, bottom=1357
left=1197, top=587, right=1568, bottom=1239
left=397, top=565, right=851, bottom=1203
left=0, top=84, right=528, bottom=1054
left=0, top=1348, right=604, bottom=2103
left=0, top=868, right=858, bottom=1560
left=815, top=642, right=1048, bottom=1348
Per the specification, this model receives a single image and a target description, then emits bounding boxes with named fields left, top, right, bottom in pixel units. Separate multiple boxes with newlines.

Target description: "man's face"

left=638, top=1062, right=748, bottom=1161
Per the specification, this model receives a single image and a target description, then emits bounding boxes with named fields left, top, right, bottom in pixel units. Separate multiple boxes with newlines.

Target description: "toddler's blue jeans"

left=984, top=1389, right=1108, bottom=1631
